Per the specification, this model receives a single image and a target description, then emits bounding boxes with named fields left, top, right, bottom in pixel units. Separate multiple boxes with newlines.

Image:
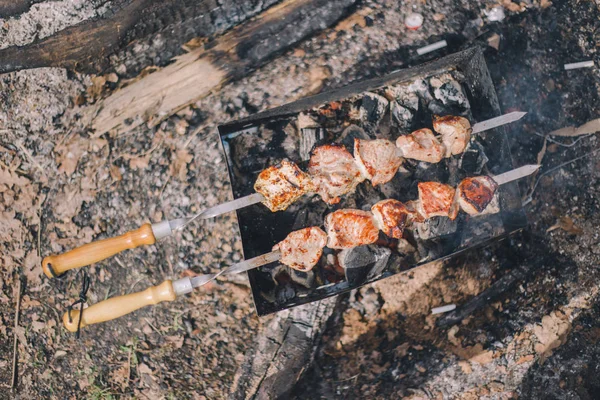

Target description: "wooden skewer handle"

left=42, top=223, right=156, bottom=278
left=63, top=280, right=177, bottom=332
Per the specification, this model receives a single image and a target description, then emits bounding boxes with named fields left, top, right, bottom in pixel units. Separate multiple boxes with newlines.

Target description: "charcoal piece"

left=360, top=92, right=389, bottom=123
left=415, top=216, right=458, bottom=240
left=391, top=101, right=414, bottom=131
left=231, top=129, right=270, bottom=172
left=339, top=124, right=369, bottom=151
left=338, top=245, right=392, bottom=285
left=378, top=168, right=413, bottom=201
left=299, top=128, right=326, bottom=161
left=291, top=200, right=328, bottom=229
left=408, top=79, right=434, bottom=102
left=281, top=122, right=300, bottom=160
left=427, top=100, right=448, bottom=115
left=459, top=140, right=489, bottom=175
left=434, top=82, right=469, bottom=108
left=289, top=268, right=315, bottom=289
left=276, top=285, right=296, bottom=303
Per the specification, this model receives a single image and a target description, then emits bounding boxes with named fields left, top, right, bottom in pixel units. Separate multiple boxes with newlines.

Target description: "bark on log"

left=90, top=0, right=357, bottom=136
left=231, top=297, right=338, bottom=399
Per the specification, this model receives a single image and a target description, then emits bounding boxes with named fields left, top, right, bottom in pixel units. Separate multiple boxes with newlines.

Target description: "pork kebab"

left=254, top=113, right=526, bottom=211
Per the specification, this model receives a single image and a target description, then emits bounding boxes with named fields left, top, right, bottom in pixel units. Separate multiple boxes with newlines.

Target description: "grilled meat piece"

left=371, top=199, right=409, bottom=239
left=457, top=176, right=498, bottom=215
left=309, top=144, right=365, bottom=204
left=432, top=115, right=471, bottom=157
left=417, top=181, right=459, bottom=220
left=354, top=138, right=403, bottom=185
left=396, top=128, right=445, bottom=163
left=254, top=160, right=313, bottom=212
left=273, top=227, right=328, bottom=271
left=325, top=209, right=380, bottom=249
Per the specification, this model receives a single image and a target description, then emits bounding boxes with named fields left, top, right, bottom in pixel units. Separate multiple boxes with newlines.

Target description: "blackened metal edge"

left=218, top=47, right=528, bottom=316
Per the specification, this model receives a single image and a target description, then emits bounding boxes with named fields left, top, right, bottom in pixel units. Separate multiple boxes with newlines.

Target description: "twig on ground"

left=531, top=131, right=593, bottom=148
left=15, top=140, right=44, bottom=174
left=524, top=147, right=600, bottom=204
left=11, top=278, right=22, bottom=390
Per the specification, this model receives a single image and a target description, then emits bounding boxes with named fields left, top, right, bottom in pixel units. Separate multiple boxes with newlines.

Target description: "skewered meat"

left=354, top=138, right=403, bottom=185
left=325, top=209, right=380, bottom=249
left=456, top=176, right=498, bottom=215
left=371, top=199, right=409, bottom=239
left=309, top=144, right=365, bottom=204
left=254, top=160, right=314, bottom=212
left=273, top=227, right=328, bottom=271
left=417, top=181, right=459, bottom=220
left=433, top=115, right=471, bottom=157
left=396, top=128, right=445, bottom=163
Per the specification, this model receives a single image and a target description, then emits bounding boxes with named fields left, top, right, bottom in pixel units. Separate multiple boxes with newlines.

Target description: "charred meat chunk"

left=396, top=128, right=445, bottom=163
left=432, top=115, right=471, bottom=157
left=354, top=138, right=403, bottom=186
left=309, top=144, right=365, bottom=204
left=457, top=176, right=498, bottom=215
left=417, top=181, right=459, bottom=220
left=325, top=209, right=380, bottom=249
left=273, top=227, right=328, bottom=271
left=254, top=160, right=313, bottom=212
left=371, top=199, right=409, bottom=239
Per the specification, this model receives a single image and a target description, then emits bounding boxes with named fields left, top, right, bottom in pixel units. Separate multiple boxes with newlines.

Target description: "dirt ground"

left=1, top=0, right=600, bottom=399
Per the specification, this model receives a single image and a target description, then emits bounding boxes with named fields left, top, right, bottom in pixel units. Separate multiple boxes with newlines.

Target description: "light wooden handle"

left=63, top=280, right=177, bottom=332
left=42, top=223, right=156, bottom=278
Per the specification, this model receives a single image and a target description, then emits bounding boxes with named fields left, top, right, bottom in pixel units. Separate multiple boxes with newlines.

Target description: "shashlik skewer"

left=204, top=111, right=527, bottom=213
left=64, top=165, right=538, bottom=332
left=42, top=112, right=524, bottom=279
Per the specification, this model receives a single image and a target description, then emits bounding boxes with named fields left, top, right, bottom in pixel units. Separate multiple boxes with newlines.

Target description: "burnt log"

left=231, top=297, right=338, bottom=399
left=90, top=0, right=357, bottom=136
left=0, top=0, right=280, bottom=76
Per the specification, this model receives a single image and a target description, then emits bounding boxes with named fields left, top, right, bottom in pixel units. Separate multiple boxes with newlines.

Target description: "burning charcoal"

left=339, top=124, right=370, bottom=151
left=338, top=245, right=392, bottom=285
left=459, top=140, right=489, bottom=175
left=360, top=92, right=389, bottom=123
left=281, top=122, right=300, bottom=160
left=231, top=129, right=271, bottom=172
left=415, top=216, right=458, bottom=240
left=391, top=101, right=414, bottom=131
left=433, top=82, right=469, bottom=108
left=408, top=79, right=434, bottom=102
left=397, top=238, right=417, bottom=257
left=427, top=100, right=448, bottom=115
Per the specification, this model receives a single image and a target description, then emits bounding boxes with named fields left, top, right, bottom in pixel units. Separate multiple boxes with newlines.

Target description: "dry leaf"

left=128, top=154, right=152, bottom=170
left=165, top=335, right=184, bottom=349
left=0, top=166, right=30, bottom=189
left=548, top=118, right=600, bottom=137
left=540, top=0, right=552, bottom=8
left=23, top=250, right=42, bottom=288
left=109, top=164, right=122, bottom=181
left=546, top=216, right=583, bottom=235
left=170, top=148, right=193, bottom=181
left=536, top=136, right=547, bottom=166
left=307, top=66, right=331, bottom=95
left=55, top=135, right=87, bottom=176
left=533, top=311, right=571, bottom=361
left=110, top=364, right=130, bottom=390
left=138, top=362, right=153, bottom=375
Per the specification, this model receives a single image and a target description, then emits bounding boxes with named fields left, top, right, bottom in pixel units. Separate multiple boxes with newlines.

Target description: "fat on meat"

left=309, top=144, right=365, bottom=204
left=254, top=160, right=313, bottom=212
left=354, top=138, right=403, bottom=185
left=273, top=227, right=328, bottom=271
left=371, top=199, right=409, bottom=239
left=396, top=128, right=445, bottom=163
left=417, top=181, right=459, bottom=220
left=432, top=115, right=472, bottom=157
left=457, top=176, right=498, bottom=215
left=325, top=209, right=380, bottom=249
